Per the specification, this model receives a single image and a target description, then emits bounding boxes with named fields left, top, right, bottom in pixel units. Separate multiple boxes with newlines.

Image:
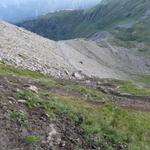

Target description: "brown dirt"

left=0, top=75, right=95, bottom=150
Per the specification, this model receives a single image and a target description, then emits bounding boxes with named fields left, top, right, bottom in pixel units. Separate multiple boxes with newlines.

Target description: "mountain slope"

left=1, top=21, right=150, bottom=81
left=18, top=0, right=150, bottom=43
left=18, top=10, right=85, bottom=40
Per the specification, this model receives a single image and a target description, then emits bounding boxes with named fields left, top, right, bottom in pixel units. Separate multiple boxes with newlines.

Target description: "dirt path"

left=60, top=78, right=150, bottom=112
left=35, top=77, right=150, bottom=112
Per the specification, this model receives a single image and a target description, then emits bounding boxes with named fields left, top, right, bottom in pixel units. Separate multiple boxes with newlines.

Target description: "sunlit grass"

left=17, top=89, right=150, bottom=149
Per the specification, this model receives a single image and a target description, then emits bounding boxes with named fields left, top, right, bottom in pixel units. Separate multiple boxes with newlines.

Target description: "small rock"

left=18, top=99, right=26, bottom=103
left=119, top=93, right=132, bottom=96
left=28, top=85, right=38, bottom=93
left=2, top=105, right=7, bottom=110
left=45, top=113, right=50, bottom=118
left=9, top=101, right=13, bottom=104
left=16, top=88, right=21, bottom=92
left=79, top=61, right=83, bottom=64
left=85, top=80, right=91, bottom=84
left=72, top=71, right=84, bottom=80
left=59, top=141, right=66, bottom=147
left=96, top=81, right=102, bottom=85
left=8, top=97, right=16, bottom=101
left=91, top=145, right=97, bottom=149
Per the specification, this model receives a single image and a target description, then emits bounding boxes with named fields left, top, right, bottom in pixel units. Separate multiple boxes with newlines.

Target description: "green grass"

left=1, top=63, right=150, bottom=149
left=24, top=135, right=41, bottom=144
left=60, top=83, right=106, bottom=100
left=10, top=110, right=29, bottom=129
left=135, top=75, right=150, bottom=87
left=140, top=75, right=150, bottom=84
left=0, top=62, right=46, bottom=79
left=113, top=80, right=150, bottom=96
left=17, top=89, right=150, bottom=149
left=10, top=111, right=25, bottom=119
left=109, top=39, right=136, bottom=49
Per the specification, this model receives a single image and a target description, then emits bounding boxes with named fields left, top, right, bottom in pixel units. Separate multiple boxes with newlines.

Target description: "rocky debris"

left=46, top=124, right=61, bottom=146
left=0, top=21, right=150, bottom=80
left=72, top=71, right=85, bottom=80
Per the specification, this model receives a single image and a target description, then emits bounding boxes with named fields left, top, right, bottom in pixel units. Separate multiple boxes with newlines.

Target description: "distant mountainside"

left=17, top=10, right=85, bottom=40
left=0, top=0, right=101, bottom=22
left=18, top=0, right=150, bottom=44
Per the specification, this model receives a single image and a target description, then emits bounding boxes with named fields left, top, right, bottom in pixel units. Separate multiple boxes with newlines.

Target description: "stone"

left=28, top=85, right=38, bottom=93
left=17, top=99, right=26, bottom=103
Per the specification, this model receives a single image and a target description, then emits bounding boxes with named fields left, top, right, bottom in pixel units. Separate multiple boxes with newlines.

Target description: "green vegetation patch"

left=113, top=80, right=150, bottom=96
left=109, top=38, right=136, bottom=49
left=10, top=111, right=25, bottom=119
left=17, top=89, right=150, bottom=149
left=141, top=75, right=150, bottom=83
left=24, top=135, right=41, bottom=144
left=0, top=63, right=45, bottom=79
left=1, top=63, right=150, bottom=149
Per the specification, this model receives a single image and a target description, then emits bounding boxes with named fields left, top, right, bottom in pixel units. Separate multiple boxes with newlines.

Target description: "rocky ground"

left=0, top=74, right=93, bottom=150
left=0, top=21, right=149, bottom=80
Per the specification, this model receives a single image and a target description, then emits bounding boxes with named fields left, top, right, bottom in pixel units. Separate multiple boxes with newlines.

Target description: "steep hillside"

left=0, top=21, right=150, bottom=81
left=18, top=0, right=150, bottom=41
left=18, top=10, right=85, bottom=40
left=0, top=62, right=150, bottom=150
left=17, top=9, right=85, bottom=40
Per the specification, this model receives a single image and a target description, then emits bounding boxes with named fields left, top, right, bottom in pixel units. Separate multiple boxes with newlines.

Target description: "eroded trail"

left=1, top=74, right=150, bottom=112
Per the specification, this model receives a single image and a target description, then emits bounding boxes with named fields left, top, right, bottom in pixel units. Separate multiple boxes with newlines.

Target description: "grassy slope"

left=0, top=63, right=150, bottom=149
left=18, top=0, right=150, bottom=40
left=18, top=10, right=84, bottom=40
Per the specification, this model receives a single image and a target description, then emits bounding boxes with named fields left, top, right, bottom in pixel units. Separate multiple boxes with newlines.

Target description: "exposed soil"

left=0, top=74, right=95, bottom=150
left=52, top=78, right=150, bottom=112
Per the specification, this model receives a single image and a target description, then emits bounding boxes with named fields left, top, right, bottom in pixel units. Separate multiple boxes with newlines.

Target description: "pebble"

left=18, top=99, right=26, bottom=103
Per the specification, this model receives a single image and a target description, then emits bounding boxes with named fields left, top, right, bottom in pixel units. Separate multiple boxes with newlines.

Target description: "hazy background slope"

left=18, top=0, right=150, bottom=42
left=0, top=0, right=101, bottom=23
left=18, top=0, right=150, bottom=59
